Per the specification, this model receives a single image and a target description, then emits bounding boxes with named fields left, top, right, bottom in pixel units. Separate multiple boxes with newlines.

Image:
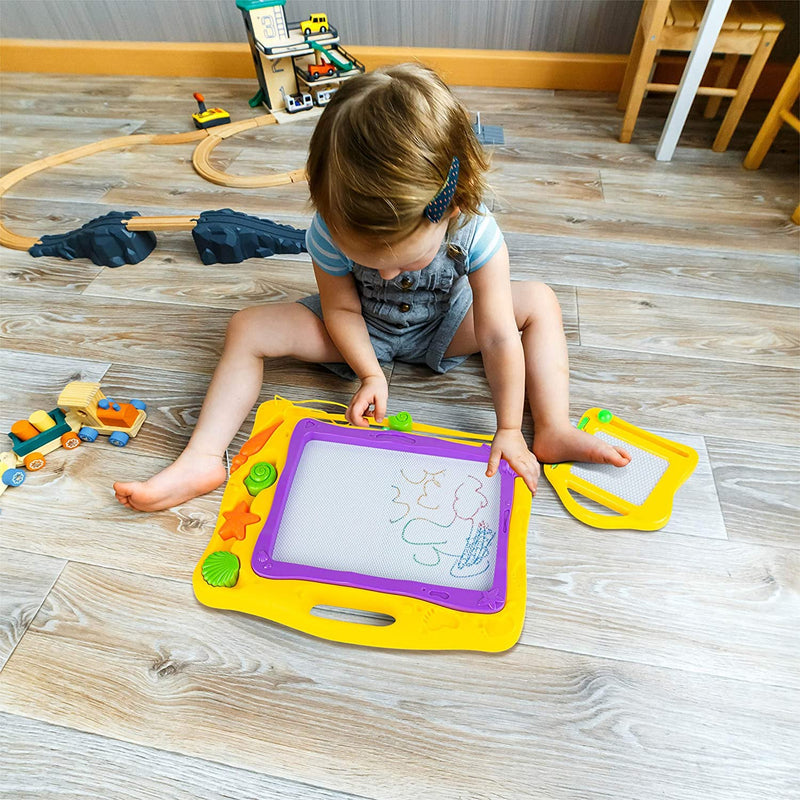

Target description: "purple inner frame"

left=251, top=419, right=515, bottom=613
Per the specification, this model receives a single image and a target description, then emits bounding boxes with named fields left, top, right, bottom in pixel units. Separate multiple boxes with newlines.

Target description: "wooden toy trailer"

left=7, top=406, right=82, bottom=472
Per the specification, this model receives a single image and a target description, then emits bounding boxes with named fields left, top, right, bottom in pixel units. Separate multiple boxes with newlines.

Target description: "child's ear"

left=448, top=205, right=460, bottom=219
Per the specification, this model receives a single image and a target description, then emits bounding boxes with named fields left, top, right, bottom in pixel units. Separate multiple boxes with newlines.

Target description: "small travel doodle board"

left=544, top=408, right=698, bottom=531
left=192, top=398, right=533, bottom=652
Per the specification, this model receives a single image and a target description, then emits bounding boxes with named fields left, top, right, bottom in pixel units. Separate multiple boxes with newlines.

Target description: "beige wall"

left=1, top=1, right=796, bottom=61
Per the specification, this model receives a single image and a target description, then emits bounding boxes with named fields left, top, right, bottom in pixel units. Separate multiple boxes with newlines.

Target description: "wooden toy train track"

left=0, top=112, right=308, bottom=252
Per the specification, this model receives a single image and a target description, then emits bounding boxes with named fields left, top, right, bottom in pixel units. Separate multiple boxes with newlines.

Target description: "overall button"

left=447, top=244, right=464, bottom=260
left=400, top=276, right=413, bottom=290
left=398, top=302, right=411, bottom=313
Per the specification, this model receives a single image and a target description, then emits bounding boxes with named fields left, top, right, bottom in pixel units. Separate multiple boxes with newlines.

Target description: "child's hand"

left=487, top=428, right=540, bottom=495
left=347, top=374, right=388, bottom=427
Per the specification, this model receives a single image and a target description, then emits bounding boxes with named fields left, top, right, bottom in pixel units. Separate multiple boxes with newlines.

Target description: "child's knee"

left=514, top=281, right=561, bottom=324
left=226, top=307, right=258, bottom=340
left=224, top=306, right=275, bottom=355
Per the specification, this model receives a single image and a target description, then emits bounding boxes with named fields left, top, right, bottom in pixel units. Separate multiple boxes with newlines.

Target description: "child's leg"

left=113, top=303, right=343, bottom=511
left=444, top=282, right=629, bottom=466
left=510, top=282, right=630, bottom=466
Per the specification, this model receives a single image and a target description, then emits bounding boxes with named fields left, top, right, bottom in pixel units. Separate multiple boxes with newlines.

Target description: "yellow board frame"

left=192, top=398, right=532, bottom=652
left=544, top=408, right=698, bottom=531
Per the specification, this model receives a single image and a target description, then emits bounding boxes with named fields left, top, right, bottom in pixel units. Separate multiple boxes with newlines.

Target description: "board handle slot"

left=310, top=605, right=396, bottom=627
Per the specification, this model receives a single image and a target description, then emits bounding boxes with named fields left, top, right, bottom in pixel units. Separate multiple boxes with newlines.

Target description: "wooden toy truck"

left=1, top=382, right=147, bottom=495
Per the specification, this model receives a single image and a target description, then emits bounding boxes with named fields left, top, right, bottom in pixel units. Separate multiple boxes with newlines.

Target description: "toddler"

left=114, top=63, right=628, bottom=512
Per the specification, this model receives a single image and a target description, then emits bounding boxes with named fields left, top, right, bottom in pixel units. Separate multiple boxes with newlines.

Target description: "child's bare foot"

left=533, top=424, right=631, bottom=467
left=113, top=450, right=227, bottom=512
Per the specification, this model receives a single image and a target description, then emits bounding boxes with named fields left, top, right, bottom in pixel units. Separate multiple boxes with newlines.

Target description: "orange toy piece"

left=60, top=432, right=81, bottom=449
left=95, top=402, right=140, bottom=428
left=23, top=452, right=46, bottom=471
left=231, top=421, right=282, bottom=473
left=217, top=500, right=261, bottom=541
left=10, top=420, right=40, bottom=441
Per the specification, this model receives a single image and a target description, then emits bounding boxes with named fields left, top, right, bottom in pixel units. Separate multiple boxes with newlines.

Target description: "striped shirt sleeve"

left=467, top=210, right=504, bottom=272
left=304, top=213, right=353, bottom=276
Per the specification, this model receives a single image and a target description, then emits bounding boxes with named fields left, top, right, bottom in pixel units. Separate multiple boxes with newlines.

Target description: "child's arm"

left=468, top=243, right=539, bottom=494
left=313, top=262, right=388, bottom=425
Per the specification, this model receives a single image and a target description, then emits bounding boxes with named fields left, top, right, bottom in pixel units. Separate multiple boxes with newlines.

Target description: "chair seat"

left=666, top=0, right=784, bottom=32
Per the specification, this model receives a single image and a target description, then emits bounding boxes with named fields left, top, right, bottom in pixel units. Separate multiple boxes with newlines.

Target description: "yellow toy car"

left=300, top=13, right=329, bottom=36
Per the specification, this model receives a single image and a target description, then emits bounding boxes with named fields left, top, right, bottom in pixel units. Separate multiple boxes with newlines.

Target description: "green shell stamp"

left=387, top=411, right=413, bottom=432
left=244, top=461, right=277, bottom=496
left=201, top=551, right=240, bottom=588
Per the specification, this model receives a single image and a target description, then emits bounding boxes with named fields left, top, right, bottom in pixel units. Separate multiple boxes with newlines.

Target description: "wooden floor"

left=1, top=72, right=798, bottom=800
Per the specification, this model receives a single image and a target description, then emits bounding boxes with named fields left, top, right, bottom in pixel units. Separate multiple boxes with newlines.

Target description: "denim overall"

left=298, top=214, right=481, bottom=381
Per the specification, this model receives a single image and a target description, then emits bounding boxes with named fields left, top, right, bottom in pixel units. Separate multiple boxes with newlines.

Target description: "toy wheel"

left=109, top=431, right=130, bottom=448
left=61, top=432, right=81, bottom=449
left=303, top=27, right=311, bottom=35
left=23, top=452, right=45, bottom=471
left=2, top=468, right=25, bottom=487
left=79, top=426, right=99, bottom=442
left=130, top=399, right=146, bottom=411
left=320, top=26, right=327, bottom=33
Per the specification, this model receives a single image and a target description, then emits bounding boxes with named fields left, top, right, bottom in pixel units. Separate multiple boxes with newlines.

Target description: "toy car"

left=312, top=87, right=336, bottom=107
left=300, top=13, right=329, bottom=36
left=308, top=62, right=336, bottom=80
left=284, top=91, right=313, bottom=114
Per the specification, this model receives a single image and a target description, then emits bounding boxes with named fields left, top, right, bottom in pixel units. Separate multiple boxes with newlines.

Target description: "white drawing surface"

left=271, top=440, right=502, bottom=590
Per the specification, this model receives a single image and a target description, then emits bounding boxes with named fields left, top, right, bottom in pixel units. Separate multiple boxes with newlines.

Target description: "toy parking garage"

left=236, top=0, right=364, bottom=118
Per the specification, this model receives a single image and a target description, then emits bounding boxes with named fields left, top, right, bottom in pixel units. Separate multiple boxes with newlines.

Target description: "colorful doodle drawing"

left=392, top=472, right=497, bottom=579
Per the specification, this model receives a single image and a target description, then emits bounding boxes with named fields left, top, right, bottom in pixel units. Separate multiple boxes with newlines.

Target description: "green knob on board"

left=201, top=551, right=240, bottom=588
left=387, top=411, right=413, bottom=431
left=244, top=461, right=277, bottom=496
left=598, top=409, right=613, bottom=424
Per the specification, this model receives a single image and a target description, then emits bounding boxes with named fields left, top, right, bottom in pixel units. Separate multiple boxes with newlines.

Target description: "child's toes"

left=607, top=446, right=631, bottom=466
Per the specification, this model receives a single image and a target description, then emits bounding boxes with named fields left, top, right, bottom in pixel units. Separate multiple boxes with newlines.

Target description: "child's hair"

left=307, top=63, right=490, bottom=242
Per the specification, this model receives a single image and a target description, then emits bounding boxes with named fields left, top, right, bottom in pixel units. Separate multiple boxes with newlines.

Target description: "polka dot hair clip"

left=423, top=157, right=460, bottom=223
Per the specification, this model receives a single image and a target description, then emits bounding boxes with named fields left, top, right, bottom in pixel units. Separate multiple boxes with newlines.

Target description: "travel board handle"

left=545, top=464, right=669, bottom=532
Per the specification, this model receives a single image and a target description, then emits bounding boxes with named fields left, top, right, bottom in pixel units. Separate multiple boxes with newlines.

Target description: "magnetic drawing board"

left=252, top=419, right=513, bottom=612
left=544, top=408, right=697, bottom=531
left=192, top=398, right=532, bottom=652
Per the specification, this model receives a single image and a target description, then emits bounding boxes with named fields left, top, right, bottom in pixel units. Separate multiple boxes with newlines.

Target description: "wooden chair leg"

left=619, top=0, right=671, bottom=143
left=620, top=45, right=660, bottom=143
left=744, top=56, right=800, bottom=170
left=705, top=53, right=738, bottom=118
left=618, top=27, right=646, bottom=111
left=713, top=32, right=779, bottom=152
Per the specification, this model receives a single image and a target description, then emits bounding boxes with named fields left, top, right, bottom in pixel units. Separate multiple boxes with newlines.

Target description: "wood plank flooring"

left=1, top=72, right=798, bottom=800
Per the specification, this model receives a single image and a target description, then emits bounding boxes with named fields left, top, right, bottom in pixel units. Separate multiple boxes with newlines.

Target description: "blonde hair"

left=307, top=63, right=490, bottom=242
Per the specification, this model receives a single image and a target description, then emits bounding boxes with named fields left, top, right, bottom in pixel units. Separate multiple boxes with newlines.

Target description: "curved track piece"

left=191, top=209, right=307, bottom=265
left=0, top=130, right=208, bottom=251
left=191, top=115, right=307, bottom=188
left=0, top=114, right=309, bottom=254
left=29, top=211, right=157, bottom=267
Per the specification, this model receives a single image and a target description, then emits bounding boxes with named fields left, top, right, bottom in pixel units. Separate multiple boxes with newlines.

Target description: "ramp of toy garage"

left=308, top=40, right=353, bottom=71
